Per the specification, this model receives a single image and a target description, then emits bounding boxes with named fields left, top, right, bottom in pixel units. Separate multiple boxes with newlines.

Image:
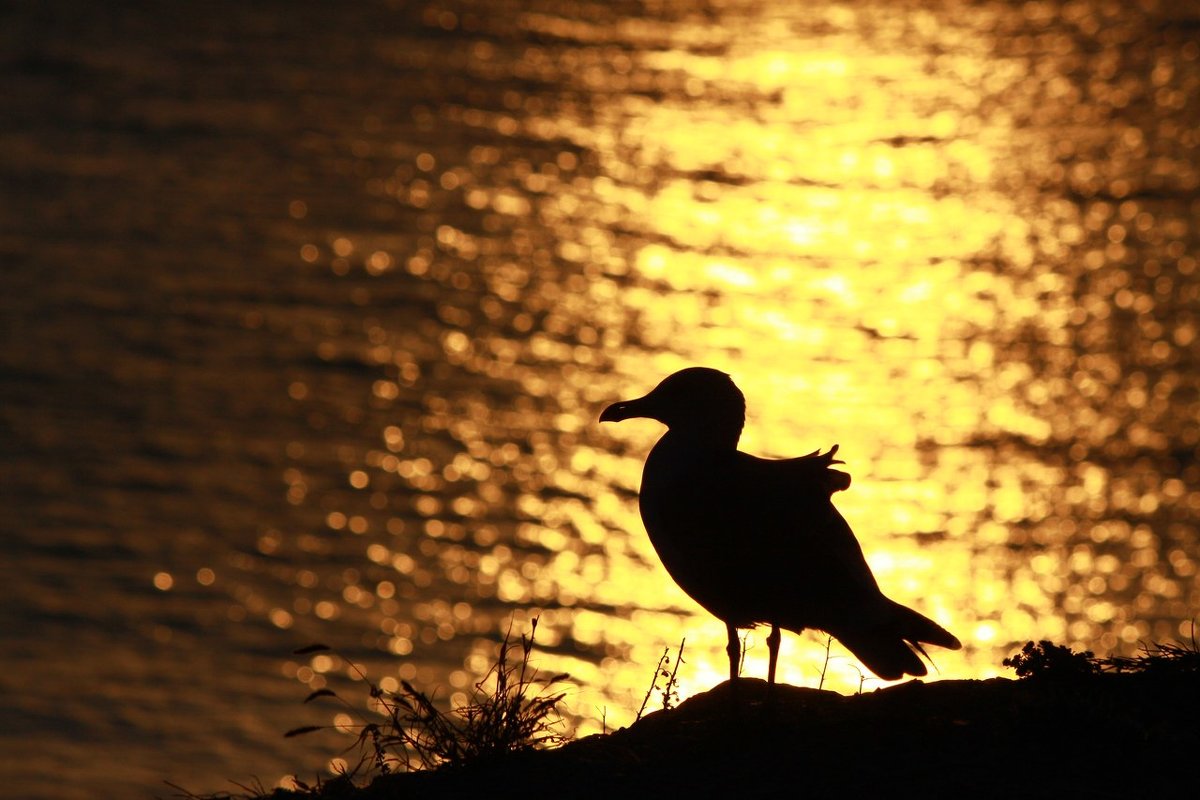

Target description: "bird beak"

left=599, top=395, right=653, bottom=423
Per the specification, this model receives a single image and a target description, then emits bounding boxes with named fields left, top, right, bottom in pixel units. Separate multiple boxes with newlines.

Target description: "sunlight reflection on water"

left=3, top=0, right=1199, bottom=795
left=274, top=0, right=1200, bottom=740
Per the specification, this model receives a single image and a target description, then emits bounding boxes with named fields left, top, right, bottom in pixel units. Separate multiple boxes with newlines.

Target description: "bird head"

left=599, top=367, right=746, bottom=446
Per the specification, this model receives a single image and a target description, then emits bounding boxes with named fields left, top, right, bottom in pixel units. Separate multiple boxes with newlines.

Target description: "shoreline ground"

left=246, top=669, right=1198, bottom=799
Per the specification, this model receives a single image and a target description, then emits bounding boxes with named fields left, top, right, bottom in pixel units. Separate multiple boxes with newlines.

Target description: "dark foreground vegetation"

left=176, top=636, right=1199, bottom=800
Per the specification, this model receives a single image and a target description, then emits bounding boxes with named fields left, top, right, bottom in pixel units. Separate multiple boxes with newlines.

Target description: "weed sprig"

left=636, top=638, right=686, bottom=720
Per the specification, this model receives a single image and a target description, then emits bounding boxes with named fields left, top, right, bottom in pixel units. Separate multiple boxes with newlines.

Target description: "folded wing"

left=726, top=446, right=885, bottom=630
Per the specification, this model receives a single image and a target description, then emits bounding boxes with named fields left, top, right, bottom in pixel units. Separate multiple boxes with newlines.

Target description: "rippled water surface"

left=3, top=1, right=1199, bottom=797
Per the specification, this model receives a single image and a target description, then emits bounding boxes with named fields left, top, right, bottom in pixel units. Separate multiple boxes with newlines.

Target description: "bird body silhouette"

left=600, top=367, right=961, bottom=683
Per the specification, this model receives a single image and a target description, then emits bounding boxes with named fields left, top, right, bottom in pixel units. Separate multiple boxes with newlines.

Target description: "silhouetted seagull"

left=600, top=367, right=961, bottom=684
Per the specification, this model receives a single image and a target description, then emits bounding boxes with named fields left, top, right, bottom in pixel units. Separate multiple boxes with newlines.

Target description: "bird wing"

left=744, top=444, right=851, bottom=495
left=728, top=447, right=883, bottom=626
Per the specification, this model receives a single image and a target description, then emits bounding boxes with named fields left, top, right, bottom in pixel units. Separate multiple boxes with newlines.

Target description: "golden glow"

left=264, top=0, right=1200, bottom=753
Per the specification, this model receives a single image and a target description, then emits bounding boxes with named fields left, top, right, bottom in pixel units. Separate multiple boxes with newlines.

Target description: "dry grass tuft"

left=286, top=616, right=568, bottom=778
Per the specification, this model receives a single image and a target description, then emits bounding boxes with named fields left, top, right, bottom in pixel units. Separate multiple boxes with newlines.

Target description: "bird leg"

left=725, top=622, right=740, bottom=683
left=766, top=624, right=781, bottom=685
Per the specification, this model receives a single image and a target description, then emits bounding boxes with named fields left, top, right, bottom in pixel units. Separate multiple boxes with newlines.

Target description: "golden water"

left=321, top=0, right=1200, bottom=737
left=3, top=0, right=1198, bottom=794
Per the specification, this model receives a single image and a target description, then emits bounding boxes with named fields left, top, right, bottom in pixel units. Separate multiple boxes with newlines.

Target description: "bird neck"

left=661, top=423, right=742, bottom=451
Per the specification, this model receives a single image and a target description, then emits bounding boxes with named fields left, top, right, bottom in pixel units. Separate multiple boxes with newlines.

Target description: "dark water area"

left=2, top=1, right=1198, bottom=797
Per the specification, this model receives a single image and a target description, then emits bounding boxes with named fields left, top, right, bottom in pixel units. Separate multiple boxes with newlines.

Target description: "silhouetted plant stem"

left=637, top=646, right=670, bottom=721
left=636, top=638, right=686, bottom=719
left=817, top=634, right=834, bottom=691
left=664, top=638, right=686, bottom=710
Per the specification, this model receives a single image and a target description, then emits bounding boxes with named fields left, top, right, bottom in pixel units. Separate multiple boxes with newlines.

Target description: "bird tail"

left=834, top=600, right=962, bottom=681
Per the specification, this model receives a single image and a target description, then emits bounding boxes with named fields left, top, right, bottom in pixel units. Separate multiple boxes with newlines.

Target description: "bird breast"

left=637, top=434, right=758, bottom=621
